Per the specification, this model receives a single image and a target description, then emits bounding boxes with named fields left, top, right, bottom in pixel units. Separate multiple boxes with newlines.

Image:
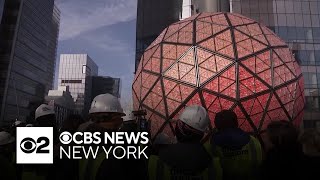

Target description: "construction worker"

left=261, top=121, right=304, bottom=180
left=35, top=104, right=56, bottom=127
left=151, top=132, right=172, bottom=155
left=148, top=105, right=222, bottom=180
left=79, top=93, right=147, bottom=180
left=12, top=120, right=26, bottom=127
left=0, top=131, right=17, bottom=180
left=210, top=110, right=262, bottom=180
left=299, top=128, right=320, bottom=180
left=21, top=104, right=58, bottom=180
left=10, top=119, right=26, bottom=137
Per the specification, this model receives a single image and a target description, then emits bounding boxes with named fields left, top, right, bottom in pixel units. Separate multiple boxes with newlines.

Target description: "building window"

left=82, top=65, right=86, bottom=74
left=61, top=80, right=82, bottom=83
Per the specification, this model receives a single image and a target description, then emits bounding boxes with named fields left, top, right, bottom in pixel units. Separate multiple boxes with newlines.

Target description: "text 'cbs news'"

left=17, top=127, right=149, bottom=164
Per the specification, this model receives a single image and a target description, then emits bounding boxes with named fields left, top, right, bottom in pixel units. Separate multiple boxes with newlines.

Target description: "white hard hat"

left=154, top=133, right=171, bottom=145
left=0, top=131, right=15, bottom=146
left=35, top=104, right=55, bottom=120
left=123, top=112, right=135, bottom=121
left=179, top=105, right=209, bottom=132
left=26, top=124, right=33, bottom=127
left=89, top=93, right=125, bottom=116
left=13, top=120, right=23, bottom=127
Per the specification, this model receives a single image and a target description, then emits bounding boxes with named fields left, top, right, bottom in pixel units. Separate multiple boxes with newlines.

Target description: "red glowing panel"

left=133, top=13, right=305, bottom=139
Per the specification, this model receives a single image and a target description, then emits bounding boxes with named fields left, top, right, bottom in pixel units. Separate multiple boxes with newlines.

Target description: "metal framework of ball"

left=132, top=13, right=304, bottom=140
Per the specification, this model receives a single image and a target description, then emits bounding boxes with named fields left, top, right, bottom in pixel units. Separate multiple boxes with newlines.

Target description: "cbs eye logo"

left=59, top=131, right=72, bottom=144
left=20, top=137, right=50, bottom=154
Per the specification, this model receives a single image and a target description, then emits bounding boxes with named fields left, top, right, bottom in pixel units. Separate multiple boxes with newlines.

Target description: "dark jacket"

left=301, top=155, right=320, bottom=180
left=261, top=144, right=304, bottom=180
left=158, top=143, right=212, bottom=175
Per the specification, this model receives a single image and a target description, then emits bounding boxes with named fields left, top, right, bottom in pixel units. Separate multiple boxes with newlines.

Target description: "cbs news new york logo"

left=16, top=127, right=53, bottom=164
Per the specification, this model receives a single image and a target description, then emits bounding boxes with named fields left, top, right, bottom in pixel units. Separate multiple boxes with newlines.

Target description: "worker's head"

left=89, top=93, right=125, bottom=130
left=175, top=105, right=209, bottom=143
left=214, top=110, right=238, bottom=131
left=266, top=120, right=299, bottom=149
left=299, top=129, right=320, bottom=156
left=35, top=104, right=56, bottom=127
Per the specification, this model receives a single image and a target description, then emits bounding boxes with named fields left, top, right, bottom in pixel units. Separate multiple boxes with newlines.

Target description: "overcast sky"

left=55, top=0, right=137, bottom=109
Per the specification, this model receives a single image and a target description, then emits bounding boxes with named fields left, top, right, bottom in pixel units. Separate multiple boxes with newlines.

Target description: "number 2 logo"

left=20, top=137, right=50, bottom=154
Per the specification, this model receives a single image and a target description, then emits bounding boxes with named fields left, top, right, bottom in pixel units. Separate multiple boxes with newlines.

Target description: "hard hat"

left=179, top=105, right=209, bottom=132
left=89, top=93, right=125, bottom=116
left=154, top=133, right=171, bottom=145
left=13, top=120, right=23, bottom=127
left=0, top=131, right=15, bottom=146
left=35, top=104, right=55, bottom=120
left=26, top=124, right=33, bottom=127
left=123, top=112, right=135, bottom=121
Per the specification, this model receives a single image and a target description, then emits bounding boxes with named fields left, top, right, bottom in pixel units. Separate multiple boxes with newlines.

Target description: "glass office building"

left=59, top=54, right=98, bottom=116
left=91, top=76, right=121, bottom=100
left=0, top=0, right=60, bottom=125
left=135, top=0, right=320, bottom=129
left=230, top=0, right=320, bottom=129
left=135, top=0, right=182, bottom=72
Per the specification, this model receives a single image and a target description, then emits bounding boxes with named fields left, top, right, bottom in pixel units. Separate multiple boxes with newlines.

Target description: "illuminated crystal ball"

left=132, top=13, right=304, bottom=139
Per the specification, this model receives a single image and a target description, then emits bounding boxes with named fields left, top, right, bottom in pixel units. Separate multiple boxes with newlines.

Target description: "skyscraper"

left=135, top=0, right=320, bottom=129
left=58, top=54, right=98, bottom=116
left=91, top=76, right=121, bottom=100
left=135, top=0, right=230, bottom=72
left=135, top=0, right=182, bottom=72
left=0, top=0, right=60, bottom=125
left=229, top=0, right=320, bottom=129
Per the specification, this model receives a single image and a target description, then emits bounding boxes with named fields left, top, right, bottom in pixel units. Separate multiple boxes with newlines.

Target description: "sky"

left=55, top=0, right=137, bottom=109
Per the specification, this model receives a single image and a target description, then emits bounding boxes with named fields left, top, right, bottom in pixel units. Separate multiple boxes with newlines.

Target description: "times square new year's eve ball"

left=132, top=13, right=304, bottom=139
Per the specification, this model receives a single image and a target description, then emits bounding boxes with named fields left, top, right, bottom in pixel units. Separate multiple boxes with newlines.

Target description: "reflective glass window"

left=294, top=1, right=302, bottom=14
left=294, top=14, right=304, bottom=27
left=296, top=27, right=306, bottom=40
left=277, top=26, right=288, bottom=40
left=301, top=2, right=310, bottom=14
left=285, top=1, right=294, bottom=13
left=313, top=28, right=320, bottom=40
left=315, top=51, right=320, bottom=65
left=310, top=2, right=318, bottom=15
left=287, top=27, right=296, bottom=40
left=305, top=96, right=320, bottom=111
left=303, top=14, right=312, bottom=27
left=311, top=15, right=320, bottom=27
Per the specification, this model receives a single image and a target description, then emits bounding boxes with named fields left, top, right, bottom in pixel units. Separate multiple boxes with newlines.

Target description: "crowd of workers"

left=0, top=93, right=319, bottom=180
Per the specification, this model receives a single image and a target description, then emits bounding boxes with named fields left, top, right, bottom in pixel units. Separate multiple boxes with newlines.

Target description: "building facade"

left=0, top=0, right=60, bottom=125
left=135, top=0, right=182, bottom=72
left=91, top=76, right=121, bottom=100
left=45, top=86, right=76, bottom=128
left=58, top=54, right=98, bottom=116
left=135, top=0, right=320, bottom=129
left=229, top=0, right=320, bottom=129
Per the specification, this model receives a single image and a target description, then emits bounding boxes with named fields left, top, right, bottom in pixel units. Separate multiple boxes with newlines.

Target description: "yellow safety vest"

left=79, top=152, right=105, bottom=180
left=208, top=136, right=262, bottom=179
left=148, top=155, right=222, bottom=180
